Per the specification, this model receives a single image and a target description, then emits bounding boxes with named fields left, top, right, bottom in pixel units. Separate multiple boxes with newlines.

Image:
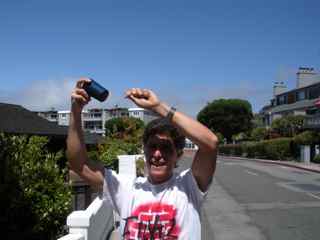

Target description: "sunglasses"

left=145, top=137, right=176, bottom=155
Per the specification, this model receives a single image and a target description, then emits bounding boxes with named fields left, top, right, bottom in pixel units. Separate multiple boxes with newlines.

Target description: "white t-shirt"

left=103, top=168, right=207, bottom=240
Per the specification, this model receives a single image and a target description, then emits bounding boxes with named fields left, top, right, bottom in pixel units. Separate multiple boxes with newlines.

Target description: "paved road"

left=177, top=154, right=320, bottom=240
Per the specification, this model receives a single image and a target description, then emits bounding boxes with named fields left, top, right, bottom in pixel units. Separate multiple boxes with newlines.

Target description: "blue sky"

left=1, top=0, right=319, bottom=117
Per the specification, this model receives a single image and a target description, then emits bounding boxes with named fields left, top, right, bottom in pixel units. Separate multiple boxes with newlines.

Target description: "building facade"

left=37, top=107, right=160, bottom=136
left=261, top=67, right=320, bottom=128
left=128, top=107, right=159, bottom=124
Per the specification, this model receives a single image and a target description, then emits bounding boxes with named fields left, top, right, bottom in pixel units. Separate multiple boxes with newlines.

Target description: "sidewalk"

left=219, top=155, right=320, bottom=174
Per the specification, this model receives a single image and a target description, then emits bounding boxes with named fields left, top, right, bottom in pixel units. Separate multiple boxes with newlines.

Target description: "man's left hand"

left=125, top=88, right=160, bottom=110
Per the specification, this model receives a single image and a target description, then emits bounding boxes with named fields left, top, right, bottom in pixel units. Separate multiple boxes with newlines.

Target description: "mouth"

left=149, top=158, right=167, bottom=167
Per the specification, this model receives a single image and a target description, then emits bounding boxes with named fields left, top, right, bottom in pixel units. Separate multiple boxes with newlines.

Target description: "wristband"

left=166, top=107, right=176, bottom=121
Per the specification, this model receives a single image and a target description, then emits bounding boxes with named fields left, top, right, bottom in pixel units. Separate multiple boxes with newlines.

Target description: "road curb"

left=219, top=155, right=320, bottom=174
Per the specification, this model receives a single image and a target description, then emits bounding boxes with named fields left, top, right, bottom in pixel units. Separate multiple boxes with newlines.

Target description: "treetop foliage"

left=197, top=98, right=253, bottom=142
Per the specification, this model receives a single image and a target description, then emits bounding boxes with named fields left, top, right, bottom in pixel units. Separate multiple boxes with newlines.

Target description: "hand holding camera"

left=71, top=78, right=109, bottom=113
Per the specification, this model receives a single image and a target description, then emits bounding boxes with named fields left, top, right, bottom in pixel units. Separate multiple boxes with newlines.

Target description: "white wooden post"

left=58, top=197, right=114, bottom=240
left=118, top=154, right=144, bottom=181
left=59, top=154, right=144, bottom=240
left=300, top=145, right=311, bottom=164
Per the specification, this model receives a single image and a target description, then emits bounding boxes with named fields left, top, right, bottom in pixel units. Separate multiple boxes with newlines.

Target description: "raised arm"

left=66, top=78, right=104, bottom=190
left=125, top=88, right=218, bottom=192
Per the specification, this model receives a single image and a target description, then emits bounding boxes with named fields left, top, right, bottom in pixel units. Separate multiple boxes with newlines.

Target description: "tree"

left=271, top=115, right=305, bottom=137
left=98, top=138, right=140, bottom=171
left=251, top=127, right=268, bottom=141
left=197, top=99, right=253, bottom=142
left=252, top=113, right=264, bottom=128
left=105, top=117, right=144, bottom=145
left=99, top=117, right=145, bottom=171
left=0, top=134, right=72, bottom=239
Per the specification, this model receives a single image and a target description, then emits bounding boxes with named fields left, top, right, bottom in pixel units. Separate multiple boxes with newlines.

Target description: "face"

left=144, top=134, right=178, bottom=184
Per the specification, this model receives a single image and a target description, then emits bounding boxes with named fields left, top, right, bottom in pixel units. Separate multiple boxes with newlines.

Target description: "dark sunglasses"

left=145, top=137, right=176, bottom=155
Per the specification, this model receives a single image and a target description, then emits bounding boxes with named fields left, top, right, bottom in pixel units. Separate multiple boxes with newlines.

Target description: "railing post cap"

left=67, top=211, right=91, bottom=227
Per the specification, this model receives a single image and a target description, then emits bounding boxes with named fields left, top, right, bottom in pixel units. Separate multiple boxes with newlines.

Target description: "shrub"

left=251, top=127, right=268, bottom=141
left=136, top=157, right=145, bottom=177
left=271, top=115, right=305, bottom=137
left=219, top=138, right=294, bottom=161
left=263, top=138, right=292, bottom=160
left=244, top=142, right=267, bottom=158
left=0, top=134, right=72, bottom=239
left=313, top=154, right=320, bottom=163
left=219, top=144, right=233, bottom=155
left=293, top=131, right=320, bottom=146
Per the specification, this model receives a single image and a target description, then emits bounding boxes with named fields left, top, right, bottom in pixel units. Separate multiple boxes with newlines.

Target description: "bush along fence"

left=219, top=130, right=320, bottom=163
left=219, top=138, right=301, bottom=161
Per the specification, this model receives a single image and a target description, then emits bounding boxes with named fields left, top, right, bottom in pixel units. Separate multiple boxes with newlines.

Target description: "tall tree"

left=105, top=117, right=144, bottom=144
left=197, top=99, right=253, bottom=142
left=100, top=117, right=145, bottom=171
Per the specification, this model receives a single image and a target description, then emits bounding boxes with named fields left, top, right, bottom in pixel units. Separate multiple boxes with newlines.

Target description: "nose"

left=153, top=149, right=162, bottom=158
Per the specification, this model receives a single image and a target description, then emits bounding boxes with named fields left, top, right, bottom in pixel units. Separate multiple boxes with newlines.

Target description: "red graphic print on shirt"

left=123, top=202, right=180, bottom=240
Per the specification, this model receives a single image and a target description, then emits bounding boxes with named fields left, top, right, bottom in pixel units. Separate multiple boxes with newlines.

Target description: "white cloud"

left=0, top=78, right=133, bottom=111
left=1, top=78, right=75, bottom=111
left=0, top=78, right=271, bottom=116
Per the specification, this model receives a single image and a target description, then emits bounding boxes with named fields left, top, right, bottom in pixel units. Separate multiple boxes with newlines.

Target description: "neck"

left=148, top=173, right=173, bottom=185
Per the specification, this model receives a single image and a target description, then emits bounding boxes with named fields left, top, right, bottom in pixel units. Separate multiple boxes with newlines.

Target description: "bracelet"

left=166, top=107, right=176, bottom=121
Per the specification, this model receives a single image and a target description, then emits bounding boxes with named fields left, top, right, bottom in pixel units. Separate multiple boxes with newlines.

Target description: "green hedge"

left=219, top=138, right=296, bottom=160
left=313, top=155, right=320, bottom=163
left=293, top=131, right=320, bottom=146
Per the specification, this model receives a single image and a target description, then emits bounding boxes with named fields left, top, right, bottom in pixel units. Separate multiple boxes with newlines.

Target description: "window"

left=287, top=93, right=295, bottom=104
left=296, top=91, right=305, bottom=101
left=84, top=121, right=102, bottom=130
left=309, top=85, right=320, bottom=99
left=277, top=95, right=286, bottom=105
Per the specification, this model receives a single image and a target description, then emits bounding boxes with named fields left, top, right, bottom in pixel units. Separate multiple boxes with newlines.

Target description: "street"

left=178, top=154, right=320, bottom=240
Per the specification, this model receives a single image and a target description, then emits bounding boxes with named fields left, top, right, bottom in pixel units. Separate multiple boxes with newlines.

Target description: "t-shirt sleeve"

left=180, top=169, right=210, bottom=209
left=102, top=168, right=132, bottom=215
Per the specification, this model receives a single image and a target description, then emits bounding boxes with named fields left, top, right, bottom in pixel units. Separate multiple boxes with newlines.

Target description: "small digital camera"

left=83, top=79, right=109, bottom=102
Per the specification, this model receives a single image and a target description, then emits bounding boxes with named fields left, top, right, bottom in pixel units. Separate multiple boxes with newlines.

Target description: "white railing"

left=58, top=197, right=114, bottom=240
left=58, top=154, right=142, bottom=240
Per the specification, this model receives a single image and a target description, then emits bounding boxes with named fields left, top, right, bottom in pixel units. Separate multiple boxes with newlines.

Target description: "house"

left=260, top=67, right=320, bottom=128
left=1, top=103, right=103, bottom=146
left=128, top=107, right=159, bottom=124
left=36, top=107, right=130, bottom=136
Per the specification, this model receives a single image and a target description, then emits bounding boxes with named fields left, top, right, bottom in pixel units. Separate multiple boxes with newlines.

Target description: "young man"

left=67, top=78, right=218, bottom=239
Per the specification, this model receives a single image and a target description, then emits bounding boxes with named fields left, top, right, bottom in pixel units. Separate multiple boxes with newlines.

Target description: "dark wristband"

left=166, top=107, right=176, bottom=121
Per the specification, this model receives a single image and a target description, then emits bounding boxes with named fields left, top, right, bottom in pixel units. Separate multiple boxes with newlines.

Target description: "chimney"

left=273, top=81, right=287, bottom=97
left=296, top=67, right=318, bottom=88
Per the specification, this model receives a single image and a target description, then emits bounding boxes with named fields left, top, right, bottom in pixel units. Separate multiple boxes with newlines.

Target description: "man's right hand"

left=71, top=78, right=92, bottom=114
left=67, top=78, right=104, bottom=191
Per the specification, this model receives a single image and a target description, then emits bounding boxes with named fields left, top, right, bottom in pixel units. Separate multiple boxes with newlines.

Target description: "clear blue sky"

left=1, top=0, right=319, bottom=117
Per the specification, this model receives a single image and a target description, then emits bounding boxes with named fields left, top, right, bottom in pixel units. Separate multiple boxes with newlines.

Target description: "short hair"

left=143, top=118, right=186, bottom=157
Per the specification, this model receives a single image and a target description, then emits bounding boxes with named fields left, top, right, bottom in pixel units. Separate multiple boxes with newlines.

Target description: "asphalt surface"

left=177, top=154, right=320, bottom=240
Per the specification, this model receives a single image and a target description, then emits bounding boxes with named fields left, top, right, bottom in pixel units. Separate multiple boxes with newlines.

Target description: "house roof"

left=0, top=103, right=103, bottom=144
left=0, top=103, right=67, bottom=136
left=275, top=80, right=320, bottom=98
left=270, top=99, right=318, bottom=114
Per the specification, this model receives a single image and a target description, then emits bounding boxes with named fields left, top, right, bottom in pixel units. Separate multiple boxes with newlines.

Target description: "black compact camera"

left=83, top=79, right=109, bottom=102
